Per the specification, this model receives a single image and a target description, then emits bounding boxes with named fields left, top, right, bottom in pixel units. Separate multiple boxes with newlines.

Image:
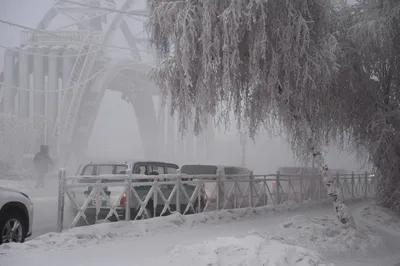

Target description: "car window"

left=81, top=165, right=95, bottom=175
left=156, top=165, right=165, bottom=174
left=96, top=165, right=128, bottom=175
left=148, top=165, right=164, bottom=175
left=166, top=166, right=178, bottom=174
left=97, top=165, right=113, bottom=175
left=115, top=165, right=128, bottom=174
left=133, top=165, right=150, bottom=183
left=181, top=165, right=218, bottom=175
left=137, top=165, right=147, bottom=175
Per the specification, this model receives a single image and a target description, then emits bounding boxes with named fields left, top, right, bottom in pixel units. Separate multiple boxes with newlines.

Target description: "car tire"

left=0, top=210, right=27, bottom=244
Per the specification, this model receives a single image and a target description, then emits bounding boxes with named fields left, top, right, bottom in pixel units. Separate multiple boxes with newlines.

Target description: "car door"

left=138, top=162, right=176, bottom=209
left=131, top=163, right=152, bottom=207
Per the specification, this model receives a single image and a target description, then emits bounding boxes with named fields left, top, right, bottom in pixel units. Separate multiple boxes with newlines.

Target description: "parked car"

left=69, top=160, right=204, bottom=225
left=180, top=164, right=256, bottom=208
left=0, top=186, right=33, bottom=244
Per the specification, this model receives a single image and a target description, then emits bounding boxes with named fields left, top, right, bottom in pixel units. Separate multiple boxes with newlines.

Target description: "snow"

left=271, top=214, right=382, bottom=257
left=0, top=204, right=340, bottom=266
left=158, top=236, right=332, bottom=266
left=1, top=178, right=400, bottom=266
left=358, top=204, right=400, bottom=234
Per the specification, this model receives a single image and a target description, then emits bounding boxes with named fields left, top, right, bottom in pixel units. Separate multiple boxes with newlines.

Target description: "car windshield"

left=180, top=165, right=218, bottom=175
left=78, top=164, right=128, bottom=183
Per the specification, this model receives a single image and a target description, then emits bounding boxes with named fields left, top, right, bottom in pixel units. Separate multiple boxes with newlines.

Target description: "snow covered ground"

left=1, top=179, right=400, bottom=266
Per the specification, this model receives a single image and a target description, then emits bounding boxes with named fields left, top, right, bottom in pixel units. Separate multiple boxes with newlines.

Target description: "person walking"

left=33, top=145, right=54, bottom=188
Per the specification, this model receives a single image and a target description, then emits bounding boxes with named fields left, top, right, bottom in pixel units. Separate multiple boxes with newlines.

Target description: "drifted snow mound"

left=0, top=203, right=307, bottom=252
left=271, top=215, right=382, bottom=257
left=0, top=213, right=188, bottom=251
left=359, top=204, right=400, bottom=234
left=0, top=208, right=275, bottom=251
left=159, top=235, right=334, bottom=266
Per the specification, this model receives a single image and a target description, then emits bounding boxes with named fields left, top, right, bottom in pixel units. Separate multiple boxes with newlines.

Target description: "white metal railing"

left=56, top=170, right=377, bottom=232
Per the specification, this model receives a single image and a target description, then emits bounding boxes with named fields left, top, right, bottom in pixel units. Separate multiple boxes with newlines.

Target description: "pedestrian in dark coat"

left=33, top=145, right=53, bottom=188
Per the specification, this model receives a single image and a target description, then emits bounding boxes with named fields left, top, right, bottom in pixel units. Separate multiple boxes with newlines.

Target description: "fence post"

left=176, top=169, right=181, bottom=214
left=364, top=171, right=368, bottom=198
left=233, top=176, right=237, bottom=209
left=197, top=178, right=202, bottom=213
left=216, top=169, right=221, bottom=213
left=249, top=171, right=254, bottom=208
left=125, top=169, right=132, bottom=221
left=276, top=171, right=280, bottom=205
left=153, top=177, right=158, bottom=218
left=263, top=176, right=267, bottom=206
left=351, top=171, right=355, bottom=198
left=57, top=168, right=66, bottom=233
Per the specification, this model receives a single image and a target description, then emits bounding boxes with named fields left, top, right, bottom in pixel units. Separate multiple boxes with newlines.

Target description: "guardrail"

left=56, top=170, right=377, bottom=232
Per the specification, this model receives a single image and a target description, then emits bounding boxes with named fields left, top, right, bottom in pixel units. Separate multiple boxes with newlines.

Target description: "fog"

left=0, top=0, right=370, bottom=175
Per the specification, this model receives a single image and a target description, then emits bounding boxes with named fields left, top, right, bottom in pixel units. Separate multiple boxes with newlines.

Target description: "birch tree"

left=147, top=0, right=355, bottom=226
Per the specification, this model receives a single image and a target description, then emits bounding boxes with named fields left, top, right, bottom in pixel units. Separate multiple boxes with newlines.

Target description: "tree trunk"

left=278, top=86, right=356, bottom=227
left=304, top=120, right=356, bottom=228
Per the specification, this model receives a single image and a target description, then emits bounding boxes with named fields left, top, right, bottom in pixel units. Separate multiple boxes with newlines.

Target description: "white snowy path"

left=1, top=179, right=400, bottom=266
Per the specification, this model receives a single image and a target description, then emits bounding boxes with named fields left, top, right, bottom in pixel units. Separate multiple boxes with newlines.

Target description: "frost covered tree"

left=332, top=0, right=400, bottom=214
left=146, top=0, right=356, bottom=226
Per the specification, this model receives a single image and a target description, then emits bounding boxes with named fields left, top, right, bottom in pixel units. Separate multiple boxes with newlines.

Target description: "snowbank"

left=0, top=198, right=367, bottom=253
left=0, top=214, right=184, bottom=252
left=358, top=204, right=400, bottom=234
left=271, top=214, right=382, bottom=257
left=0, top=200, right=338, bottom=252
left=3, top=200, right=398, bottom=266
left=158, top=235, right=335, bottom=266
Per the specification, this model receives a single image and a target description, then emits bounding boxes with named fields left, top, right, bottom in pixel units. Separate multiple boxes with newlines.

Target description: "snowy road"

left=0, top=177, right=74, bottom=238
left=1, top=179, right=400, bottom=266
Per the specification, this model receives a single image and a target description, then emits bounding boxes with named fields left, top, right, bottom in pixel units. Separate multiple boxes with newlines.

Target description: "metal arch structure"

left=0, top=0, right=216, bottom=170
left=71, top=59, right=158, bottom=161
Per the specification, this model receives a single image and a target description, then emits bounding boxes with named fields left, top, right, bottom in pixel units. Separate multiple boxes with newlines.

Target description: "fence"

left=56, top=169, right=377, bottom=232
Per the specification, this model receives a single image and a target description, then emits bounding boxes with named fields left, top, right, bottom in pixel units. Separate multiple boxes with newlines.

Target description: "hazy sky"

left=0, top=0, right=370, bottom=173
